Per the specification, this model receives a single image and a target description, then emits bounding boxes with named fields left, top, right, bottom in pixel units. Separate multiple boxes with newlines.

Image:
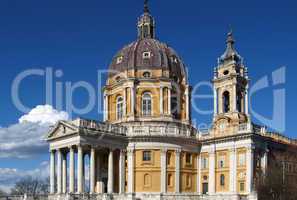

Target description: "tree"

left=0, top=189, right=6, bottom=196
left=10, top=176, right=49, bottom=196
left=255, top=161, right=297, bottom=200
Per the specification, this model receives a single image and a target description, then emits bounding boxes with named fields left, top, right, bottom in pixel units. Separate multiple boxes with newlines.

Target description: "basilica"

left=47, top=2, right=297, bottom=200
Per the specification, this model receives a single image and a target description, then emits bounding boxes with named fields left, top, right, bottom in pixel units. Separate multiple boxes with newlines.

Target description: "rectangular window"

left=143, top=151, right=152, bottom=162
left=238, top=153, right=246, bottom=166
left=201, top=157, right=208, bottom=169
left=218, top=155, right=225, bottom=168
left=240, top=182, right=245, bottom=192
left=186, top=153, right=192, bottom=165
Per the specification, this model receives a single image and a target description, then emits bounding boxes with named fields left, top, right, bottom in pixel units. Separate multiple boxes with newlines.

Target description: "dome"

left=107, top=1, right=188, bottom=84
left=108, top=38, right=188, bottom=83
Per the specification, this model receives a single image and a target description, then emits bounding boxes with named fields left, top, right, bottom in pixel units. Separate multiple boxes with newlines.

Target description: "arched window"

left=116, top=96, right=124, bottom=120
left=171, top=87, right=180, bottom=118
left=220, top=174, right=225, bottom=186
left=223, top=91, right=230, bottom=113
left=142, top=92, right=152, bottom=116
left=144, top=174, right=151, bottom=187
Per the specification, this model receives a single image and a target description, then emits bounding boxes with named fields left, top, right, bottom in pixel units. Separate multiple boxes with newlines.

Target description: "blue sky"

left=0, top=0, right=297, bottom=192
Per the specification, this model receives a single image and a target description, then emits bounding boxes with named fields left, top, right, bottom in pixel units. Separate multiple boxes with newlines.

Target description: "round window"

left=223, top=70, right=229, bottom=75
left=143, top=72, right=151, bottom=78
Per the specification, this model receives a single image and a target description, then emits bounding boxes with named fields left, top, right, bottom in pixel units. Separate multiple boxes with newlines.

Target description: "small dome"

left=108, top=38, right=188, bottom=83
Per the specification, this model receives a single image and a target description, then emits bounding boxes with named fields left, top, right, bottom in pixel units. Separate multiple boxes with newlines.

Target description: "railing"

left=126, top=124, right=198, bottom=138
left=74, top=118, right=127, bottom=136
left=253, top=123, right=297, bottom=146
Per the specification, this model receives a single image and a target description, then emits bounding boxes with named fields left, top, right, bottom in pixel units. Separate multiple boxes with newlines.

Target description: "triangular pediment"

left=47, top=121, right=78, bottom=140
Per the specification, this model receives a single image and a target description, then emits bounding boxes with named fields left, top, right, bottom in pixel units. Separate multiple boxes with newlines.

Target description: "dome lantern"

left=137, top=0, right=155, bottom=39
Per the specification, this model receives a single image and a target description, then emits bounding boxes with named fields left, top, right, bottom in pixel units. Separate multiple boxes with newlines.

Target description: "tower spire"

left=144, top=0, right=150, bottom=13
left=219, top=29, right=241, bottom=64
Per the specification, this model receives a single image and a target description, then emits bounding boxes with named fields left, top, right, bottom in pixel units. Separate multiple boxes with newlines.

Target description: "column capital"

left=49, top=149, right=56, bottom=153
left=247, top=145, right=256, bottom=153
left=229, top=148, right=236, bottom=154
left=127, top=148, right=135, bottom=154
left=120, top=149, right=127, bottom=154
left=161, top=148, right=168, bottom=154
left=175, top=149, right=182, bottom=155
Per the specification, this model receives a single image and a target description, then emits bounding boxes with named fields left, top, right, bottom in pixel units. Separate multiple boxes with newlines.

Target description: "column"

left=107, top=149, right=114, bottom=193
left=197, top=155, right=201, bottom=194
left=160, top=86, right=164, bottom=115
left=168, top=88, right=171, bottom=115
left=90, top=148, right=96, bottom=194
left=208, top=150, right=215, bottom=195
left=229, top=148, right=237, bottom=193
left=62, top=152, right=67, bottom=193
left=105, top=95, right=109, bottom=121
left=77, top=146, right=84, bottom=193
left=246, top=146, right=254, bottom=193
left=69, top=147, right=75, bottom=193
left=131, top=86, right=135, bottom=116
left=262, top=149, right=268, bottom=174
left=175, top=150, right=181, bottom=193
left=245, top=85, right=249, bottom=115
left=161, top=149, right=167, bottom=193
left=185, top=86, right=190, bottom=121
left=213, top=87, right=217, bottom=116
left=57, top=149, right=62, bottom=194
left=103, top=92, right=106, bottom=121
left=123, top=88, right=127, bottom=117
left=119, top=150, right=126, bottom=194
left=50, top=150, right=56, bottom=194
left=127, top=149, right=135, bottom=193
left=96, top=154, right=101, bottom=193
left=233, top=85, right=237, bottom=112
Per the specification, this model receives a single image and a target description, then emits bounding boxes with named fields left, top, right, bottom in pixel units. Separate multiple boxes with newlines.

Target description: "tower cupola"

left=219, top=31, right=242, bottom=65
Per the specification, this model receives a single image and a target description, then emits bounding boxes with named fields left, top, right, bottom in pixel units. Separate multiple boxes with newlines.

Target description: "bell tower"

left=212, top=31, right=250, bottom=135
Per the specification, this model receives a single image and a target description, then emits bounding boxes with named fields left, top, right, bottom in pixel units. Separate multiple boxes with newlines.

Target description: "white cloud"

left=0, top=105, right=69, bottom=158
left=0, top=162, right=49, bottom=193
left=19, top=105, right=69, bottom=125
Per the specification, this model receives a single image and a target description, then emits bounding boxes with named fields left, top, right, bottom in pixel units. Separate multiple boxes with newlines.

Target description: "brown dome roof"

left=108, top=38, right=188, bottom=83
